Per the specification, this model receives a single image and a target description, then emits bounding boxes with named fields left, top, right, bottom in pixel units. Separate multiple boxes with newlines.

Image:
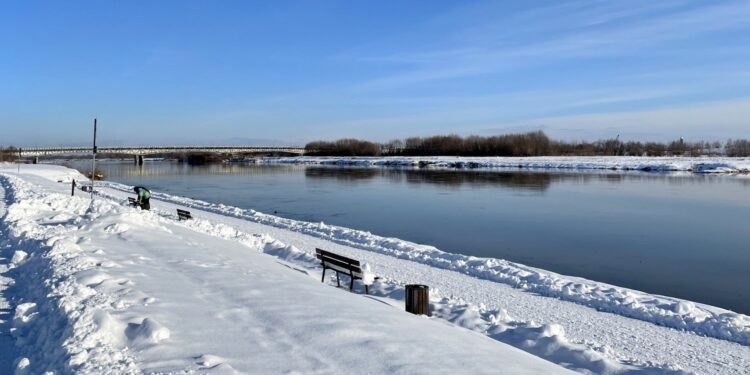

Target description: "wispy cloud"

left=346, top=1, right=750, bottom=90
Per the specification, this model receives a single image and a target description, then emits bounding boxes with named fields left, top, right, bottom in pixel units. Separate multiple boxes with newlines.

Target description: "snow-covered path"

left=83, top=216, right=574, bottom=374
left=1, top=164, right=749, bottom=374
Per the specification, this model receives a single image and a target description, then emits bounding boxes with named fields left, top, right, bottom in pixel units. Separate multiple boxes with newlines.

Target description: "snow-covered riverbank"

left=1, top=164, right=748, bottom=374
left=267, top=156, right=750, bottom=174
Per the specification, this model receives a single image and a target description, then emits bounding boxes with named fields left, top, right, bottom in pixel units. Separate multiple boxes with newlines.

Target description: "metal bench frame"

left=315, top=248, right=369, bottom=294
left=177, top=209, right=193, bottom=220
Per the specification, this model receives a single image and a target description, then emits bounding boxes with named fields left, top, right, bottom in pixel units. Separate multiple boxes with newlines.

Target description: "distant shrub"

left=304, top=133, right=750, bottom=157
left=0, top=147, right=19, bottom=162
left=726, top=139, right=750, bottom=157
left=180, top=152, right=224, bottom=165
left=305, top=139, right=381, bottom=156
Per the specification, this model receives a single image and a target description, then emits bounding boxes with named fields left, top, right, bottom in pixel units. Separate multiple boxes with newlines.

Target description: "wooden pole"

left=405, top=284, right=430, bottom=316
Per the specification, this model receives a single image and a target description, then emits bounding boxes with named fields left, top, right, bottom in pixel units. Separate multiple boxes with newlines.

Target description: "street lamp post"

left=91, top=118, right=97, bottom=200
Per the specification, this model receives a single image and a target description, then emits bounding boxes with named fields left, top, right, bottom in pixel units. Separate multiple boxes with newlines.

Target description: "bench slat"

left=316, top=255, right=362, bottom=274
left=323, top=263, right=363, bottom=279
left=177, top=209, right=193, bottom=220
left=315, top=248, right=360, bottom=267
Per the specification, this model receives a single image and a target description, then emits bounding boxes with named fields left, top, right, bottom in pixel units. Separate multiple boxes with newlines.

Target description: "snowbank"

left=0, top=173, right=140, bottom=374
left=265, top=156, right=750, bottom=174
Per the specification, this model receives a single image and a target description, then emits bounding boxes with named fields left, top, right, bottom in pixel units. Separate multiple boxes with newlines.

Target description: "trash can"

left=405, top=284, right=430, bottom=316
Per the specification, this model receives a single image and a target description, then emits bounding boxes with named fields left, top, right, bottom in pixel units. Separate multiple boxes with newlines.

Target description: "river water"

left=64, top=160, right=750, bottom=314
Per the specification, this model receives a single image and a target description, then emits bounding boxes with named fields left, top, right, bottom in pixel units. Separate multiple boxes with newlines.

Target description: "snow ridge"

left=97, top=180, right=750, bottom=347
left=0, top=175, right=140, bottom=374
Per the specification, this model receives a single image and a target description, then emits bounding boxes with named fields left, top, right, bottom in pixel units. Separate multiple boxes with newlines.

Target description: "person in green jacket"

left=133, top=186, right=151, bottom=210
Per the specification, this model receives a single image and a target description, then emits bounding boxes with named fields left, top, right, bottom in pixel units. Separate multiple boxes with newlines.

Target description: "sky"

left=1, top=0, right=749, bottom=147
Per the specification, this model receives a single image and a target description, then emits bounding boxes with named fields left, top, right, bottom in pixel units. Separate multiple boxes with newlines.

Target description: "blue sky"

left=1, top=0, right=749, bottom=147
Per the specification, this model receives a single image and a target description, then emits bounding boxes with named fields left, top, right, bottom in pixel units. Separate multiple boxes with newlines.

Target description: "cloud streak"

left=349, top=1, right=750, bottom=90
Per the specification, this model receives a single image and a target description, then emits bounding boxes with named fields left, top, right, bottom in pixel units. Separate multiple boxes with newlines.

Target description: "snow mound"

left=126, top=318, right=170, bottom=346
left=13, top=357, right=31, bottom=375
left=10, top=250, right=28, bottom=266
left=103, top=223, right=130, bottom=234
left=12, top=302, right=38, bottom=330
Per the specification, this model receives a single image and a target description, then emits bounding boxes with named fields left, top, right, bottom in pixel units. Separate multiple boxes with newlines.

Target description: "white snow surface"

left=0, top=163, right=748, bottom=375
left=267, top=156, right=750, bottom=174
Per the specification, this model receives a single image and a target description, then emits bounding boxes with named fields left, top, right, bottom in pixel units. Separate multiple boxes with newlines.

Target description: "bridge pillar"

left=134, top=155, right=144, bottom=165
left=33, top=156, right=39, bottom=164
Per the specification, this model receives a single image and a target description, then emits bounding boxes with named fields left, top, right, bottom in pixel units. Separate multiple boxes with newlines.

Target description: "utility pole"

left=91, top=118, right=97, bottom=200
left=17, top=148, right=21, bottom=173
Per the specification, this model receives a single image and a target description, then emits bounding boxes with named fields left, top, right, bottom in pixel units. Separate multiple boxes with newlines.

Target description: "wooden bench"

left=128, top=197, right=138, bottom=206
left=177, top=209, right=193, bottom=220
left=316, top=248, right=369, bottom=294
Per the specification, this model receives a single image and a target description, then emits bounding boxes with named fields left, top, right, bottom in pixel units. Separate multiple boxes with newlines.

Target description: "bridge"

left=19, top=146, right=305, bottom=164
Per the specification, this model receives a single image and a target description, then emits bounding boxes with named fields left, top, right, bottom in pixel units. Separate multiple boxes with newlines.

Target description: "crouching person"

left=133, top=186, right=151, bottom=210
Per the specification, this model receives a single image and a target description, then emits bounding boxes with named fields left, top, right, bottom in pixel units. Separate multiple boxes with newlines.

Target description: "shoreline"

left=262, top=155, right=750, bottom=174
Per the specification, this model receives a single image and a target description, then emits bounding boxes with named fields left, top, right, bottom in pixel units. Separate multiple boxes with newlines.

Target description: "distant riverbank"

left=264, top=155, right=750, bottom=174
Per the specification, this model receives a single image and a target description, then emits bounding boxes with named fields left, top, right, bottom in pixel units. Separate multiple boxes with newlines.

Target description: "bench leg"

left=336, top=272, right=341, bottom=287
left=349, top=275, right=354, bottom=291
left=365, top=284, right=368, bottom=295
left=321, top=267, right=326, bottom=283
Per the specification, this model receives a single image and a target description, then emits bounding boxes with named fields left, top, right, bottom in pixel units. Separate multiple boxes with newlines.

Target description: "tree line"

left=0, top=147, right=19, bottom=161
left=305, top=132, right=750, bottom=157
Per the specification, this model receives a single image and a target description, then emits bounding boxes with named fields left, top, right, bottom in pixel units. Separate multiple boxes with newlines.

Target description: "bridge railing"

left=19, top=146, right=306, bottom=157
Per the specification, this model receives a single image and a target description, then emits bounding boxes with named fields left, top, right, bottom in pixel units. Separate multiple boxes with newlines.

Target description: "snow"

left=266, top=156, right=750, bottom=174
left=1, top=163, right=749, bottom=375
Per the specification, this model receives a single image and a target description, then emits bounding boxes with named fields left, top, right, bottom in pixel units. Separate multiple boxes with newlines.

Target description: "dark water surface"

left=65, top=160, right=750, bottom=314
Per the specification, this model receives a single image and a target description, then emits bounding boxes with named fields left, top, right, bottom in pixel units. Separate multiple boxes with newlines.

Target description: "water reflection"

left=67, top=160, right=750, bottom=193
left=305, top=167, right=553, bottom=191
left=303, top=166, right=750, bottom=190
